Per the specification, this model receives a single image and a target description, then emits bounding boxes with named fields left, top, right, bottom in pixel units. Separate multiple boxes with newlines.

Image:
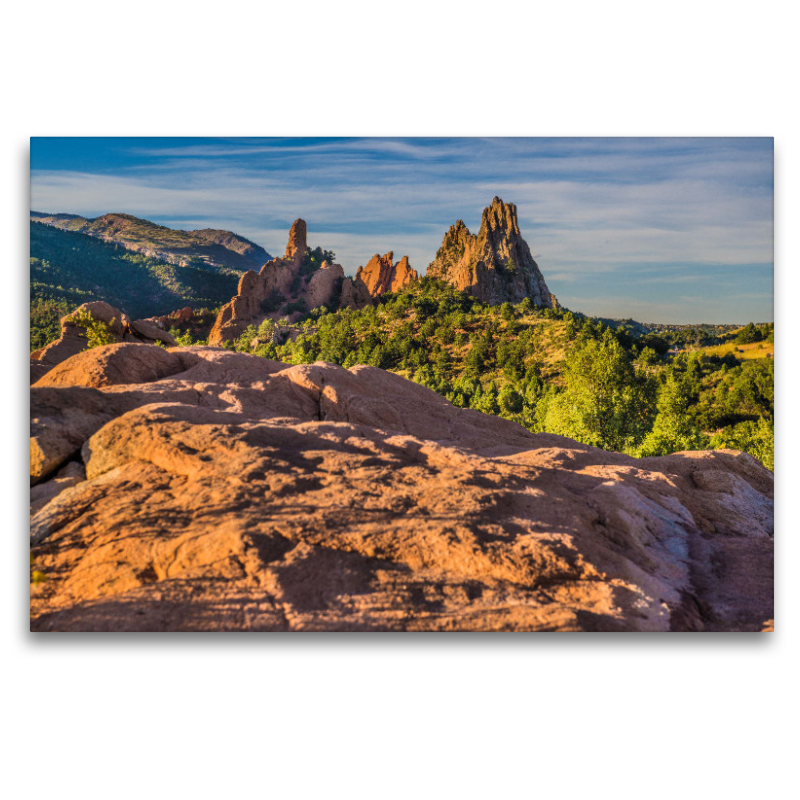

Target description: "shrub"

left=285, top=298, right=307, bottom=315
left=72, top=309, right=117, bottom=348
left=261, top=290, right=285, bottom=313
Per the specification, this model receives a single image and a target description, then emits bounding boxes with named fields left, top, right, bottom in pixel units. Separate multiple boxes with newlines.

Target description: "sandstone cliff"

left=30, top=343, right=773, bottom=632
left=427, top=197, right=554, bottom=306
left=209, top=220, right=346, bottom=345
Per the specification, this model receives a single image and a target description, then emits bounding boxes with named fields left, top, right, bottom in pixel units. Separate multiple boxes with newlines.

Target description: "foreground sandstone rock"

left=30, top=301, right=176, bottom=383
left=30, top=343, right=773, bottom=632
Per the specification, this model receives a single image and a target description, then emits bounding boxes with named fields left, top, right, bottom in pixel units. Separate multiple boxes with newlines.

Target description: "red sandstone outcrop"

left=427, top=197, right=554, bottom=306
left=158, top=306, right=194, bottom=327
left=339, top=252, right=418, bottom=308
left=30, top=302, right=176, bottom=384
left=305, top=261, right=344, bottom=310
left=284, top=219, right=307, bottom=264
left=30, top=343, right=773, bottom=632
left=346, top=252, right=419, bottom=306
left=209, top=219, right=346, bottom=345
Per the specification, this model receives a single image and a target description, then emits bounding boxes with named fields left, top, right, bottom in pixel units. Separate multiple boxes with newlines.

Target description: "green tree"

left=638, top=376, right=708, bottom=457
left=499, top=385, right=524, bottom=415
left=710, top=417, right=773, bottom=472
left=735, top=322, right=763, bottom=345
left=541, top=330, right=655, bottom=452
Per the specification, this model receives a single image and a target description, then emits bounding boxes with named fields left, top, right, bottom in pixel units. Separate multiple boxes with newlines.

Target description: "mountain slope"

left=30, top=221, right=240, bottom=346
left=31, top=211, right=271, bottom=273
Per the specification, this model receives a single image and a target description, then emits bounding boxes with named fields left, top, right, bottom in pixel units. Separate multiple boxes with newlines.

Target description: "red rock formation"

left=305, top=261, right=344, bottom=311
left=427, top=197, right=554, bottom=306
left=30, top=343, right=773, bottom=632
left=161, top=306, right=194, bottom=326
left=358, top=251, right=419, bottom=296
left=284, top=219, right=307, bottom=264
left=339, top=252, right=418, bottom=308
left=209, top=219, right=345, bottom=345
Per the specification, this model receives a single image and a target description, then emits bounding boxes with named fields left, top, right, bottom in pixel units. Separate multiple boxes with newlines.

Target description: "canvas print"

left=29, top=137, right=774, bottom=632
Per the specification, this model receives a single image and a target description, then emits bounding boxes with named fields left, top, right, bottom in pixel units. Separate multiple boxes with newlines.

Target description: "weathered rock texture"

left=209, top=220, right=346, bottom=345
left=427, top=197, right=554, bottom=306
left=30, top=343, right=773, bottom=632
left=341, top=252, right=419, bottom=308
left=30, top=302, right=176, bottom=384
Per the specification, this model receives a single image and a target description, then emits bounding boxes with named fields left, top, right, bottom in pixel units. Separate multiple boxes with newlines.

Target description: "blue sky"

left=30, top=137, right=773, bottom=324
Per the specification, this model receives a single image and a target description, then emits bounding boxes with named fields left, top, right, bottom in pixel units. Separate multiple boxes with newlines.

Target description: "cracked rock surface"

left=30, top=343, right=773, bottom=632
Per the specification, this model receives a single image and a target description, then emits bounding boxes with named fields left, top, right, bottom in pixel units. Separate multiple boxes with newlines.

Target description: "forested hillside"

left=30, top=221, right=238, bottom=350
left=31, top=212, right=271, bottom=273
left=30, top=222, right=773, bottom=471
left=210, top=279, right=773, bottom=470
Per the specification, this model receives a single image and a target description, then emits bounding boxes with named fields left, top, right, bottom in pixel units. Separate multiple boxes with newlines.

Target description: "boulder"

left=30, top=461, right=86, bottom=515
left=30, top=301, right=126, bottom=376
left=305, top=261, right=345, bottom=311
left=127, top=318, right=177, bottom=346
left=33, top=342, right=187, bottom=389
left=31, top=302, right=178, bottom=383
left=29, top=344, right=773, bottom=632
left=30, top=386, right=126, bottom=485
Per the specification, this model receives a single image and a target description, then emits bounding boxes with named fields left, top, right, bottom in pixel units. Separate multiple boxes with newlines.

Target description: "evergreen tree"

left=638, top=376, right=708, bottom=456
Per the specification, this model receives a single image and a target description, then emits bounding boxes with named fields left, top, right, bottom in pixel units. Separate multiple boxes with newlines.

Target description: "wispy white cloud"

left=30, top=137, right=773, bottom=323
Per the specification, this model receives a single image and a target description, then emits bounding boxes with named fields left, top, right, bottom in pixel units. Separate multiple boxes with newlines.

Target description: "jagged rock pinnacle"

left=426, top=198, right=552, bottom=307
left=340, top=252, right=419, bottom=308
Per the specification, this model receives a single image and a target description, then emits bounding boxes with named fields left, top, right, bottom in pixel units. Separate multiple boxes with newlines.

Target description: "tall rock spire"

left=284, top=219, right=307, bottom=264
left=208, top=218, right=345, bottom=345
left=426, top=197, right=553, bottom=307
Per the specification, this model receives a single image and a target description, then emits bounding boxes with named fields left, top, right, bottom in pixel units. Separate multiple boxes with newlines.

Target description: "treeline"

left=217, top=279, right=773, bottom=470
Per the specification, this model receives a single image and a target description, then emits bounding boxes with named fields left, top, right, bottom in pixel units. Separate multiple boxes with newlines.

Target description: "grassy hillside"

left=687, top=339, right=774, bottom=361
left=30, top=221, right=238, bottom=349
left=213, top=279, right=773, bottom=470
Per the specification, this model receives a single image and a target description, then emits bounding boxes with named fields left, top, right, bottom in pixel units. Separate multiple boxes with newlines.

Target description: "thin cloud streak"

left=30, top=137, right=773, bottom=323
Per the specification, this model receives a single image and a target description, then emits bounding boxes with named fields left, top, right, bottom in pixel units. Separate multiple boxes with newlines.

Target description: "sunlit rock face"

left=427, top=197, right=554, bottom=307
left=30, top=343, right=773, bottom=632
left=209, top=219, right=346, bottom=345
left=30, top=301, right=177, bottom=385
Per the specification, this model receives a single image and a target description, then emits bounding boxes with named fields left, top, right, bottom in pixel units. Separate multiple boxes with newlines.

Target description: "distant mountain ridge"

left=30, top=221, right=241, bottom=349
left=30, top=211, right=272, bottom=274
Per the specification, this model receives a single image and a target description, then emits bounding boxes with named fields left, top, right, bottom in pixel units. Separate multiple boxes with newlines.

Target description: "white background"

left=4, top=2, right=796, bottom=798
